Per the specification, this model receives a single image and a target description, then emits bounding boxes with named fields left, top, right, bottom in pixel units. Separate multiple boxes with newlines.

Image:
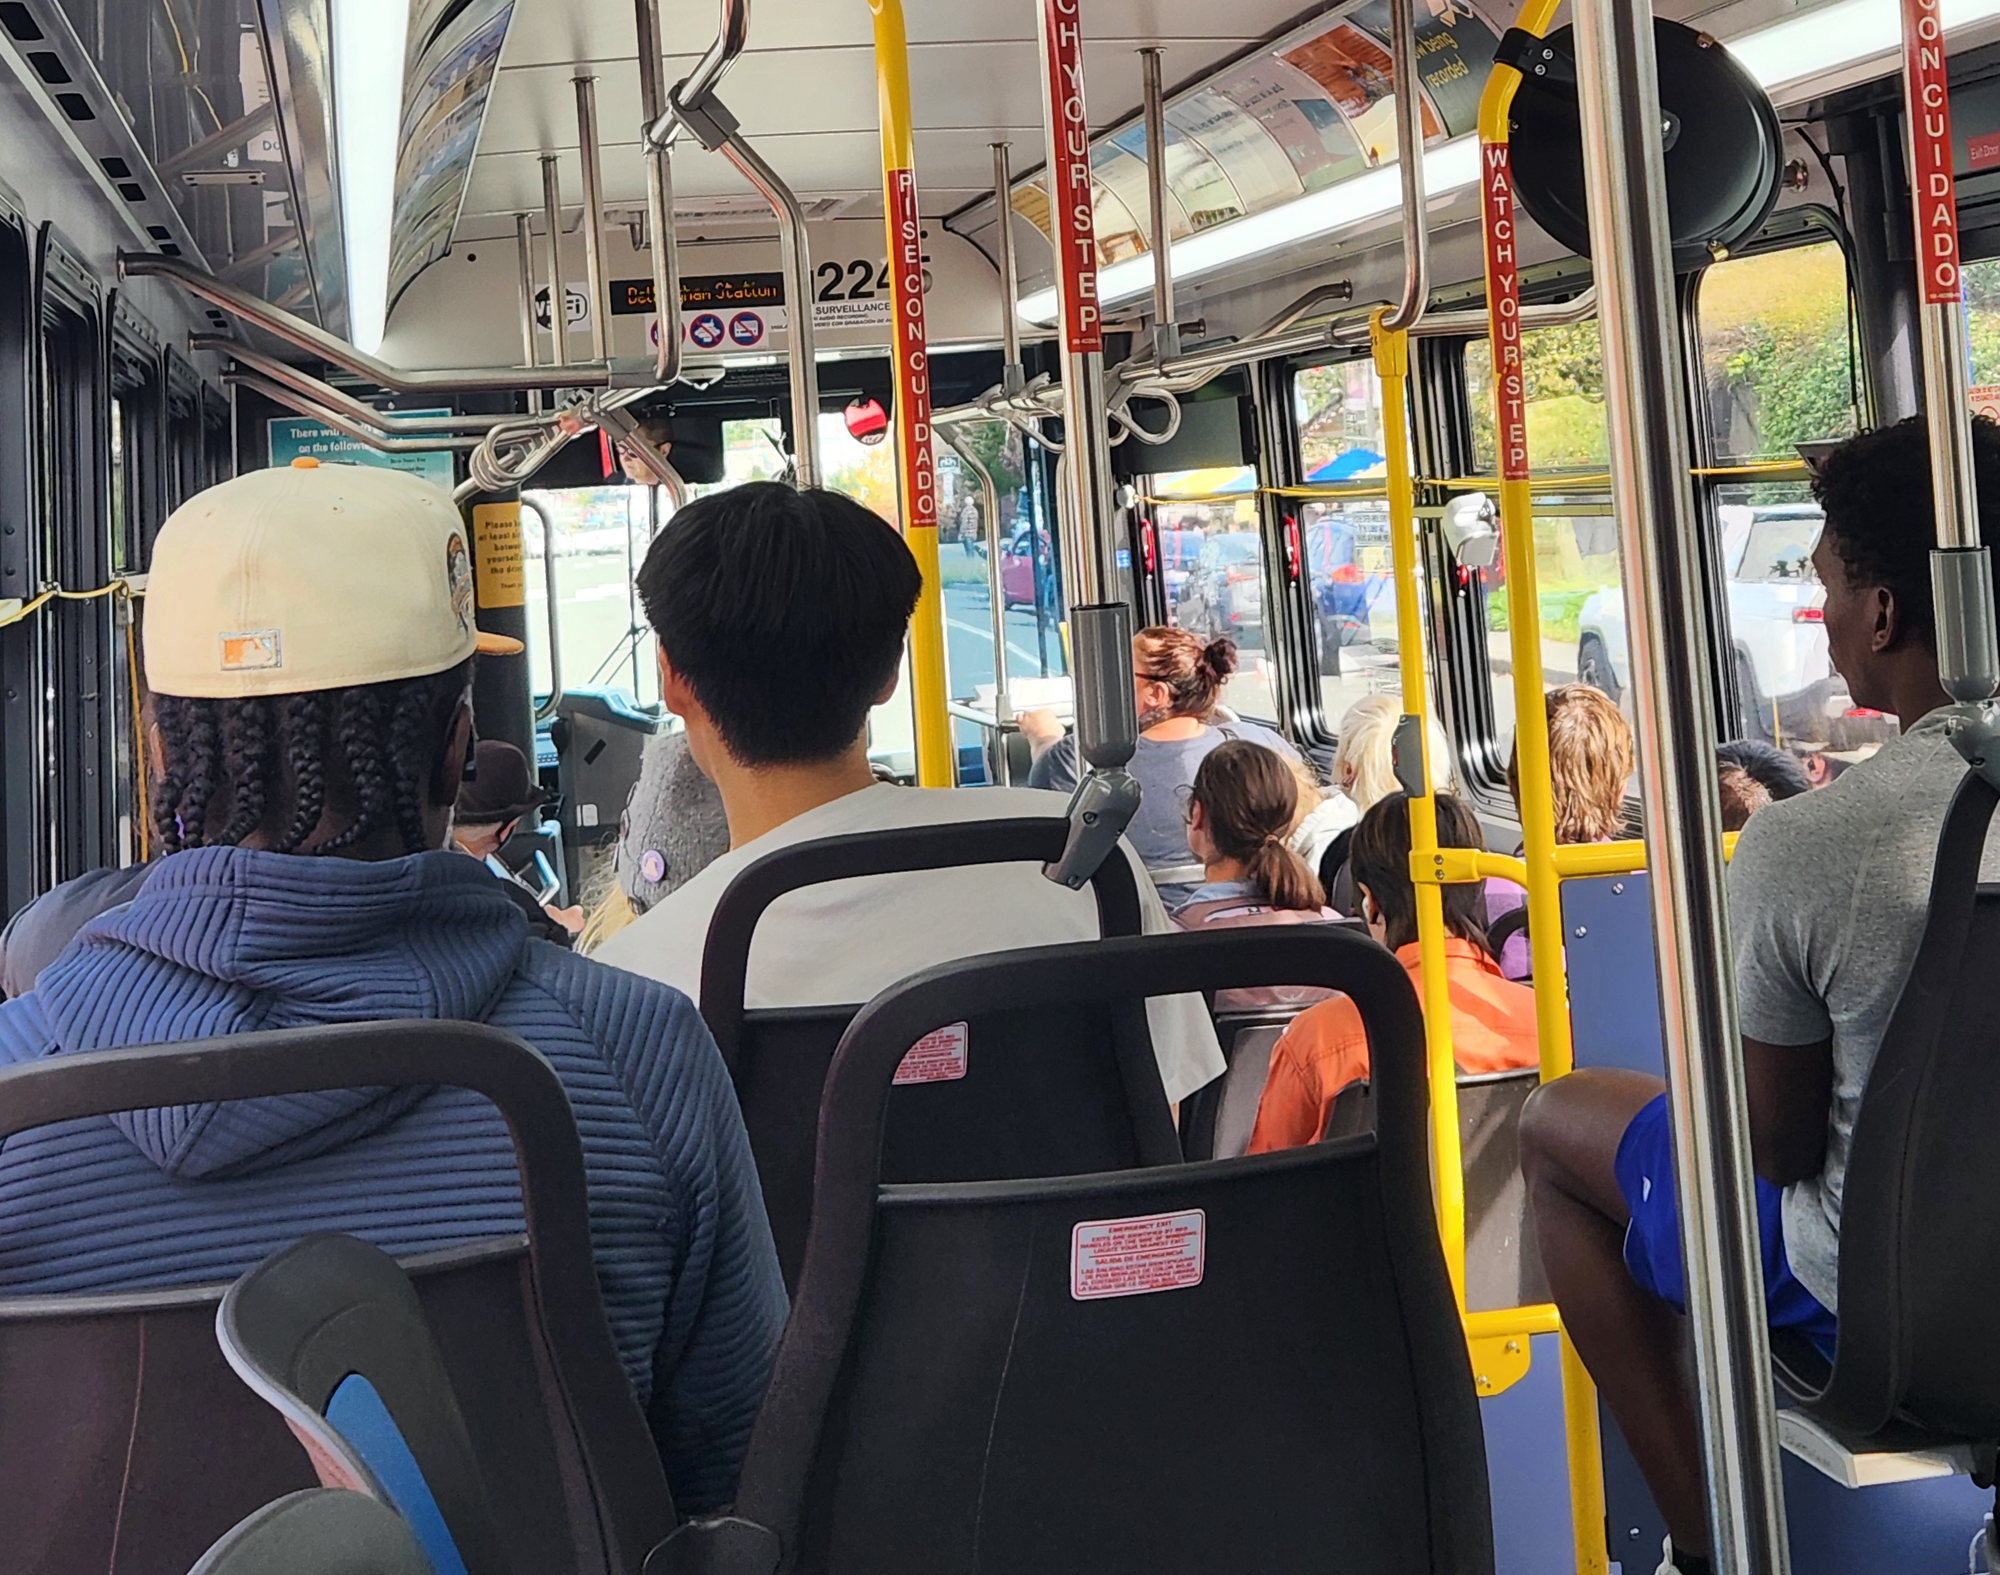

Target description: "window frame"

left=1684, top=208, right=1863, bottom=743
left=37, top=224, right=113, bottom=884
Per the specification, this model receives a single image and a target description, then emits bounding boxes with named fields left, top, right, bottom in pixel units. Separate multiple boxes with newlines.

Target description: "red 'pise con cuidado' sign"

left=1904, top=0, right=1961, bottom=305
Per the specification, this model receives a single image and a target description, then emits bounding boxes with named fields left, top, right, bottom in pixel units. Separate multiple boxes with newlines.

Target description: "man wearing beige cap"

left=0, top=460, right=785, bottom=1514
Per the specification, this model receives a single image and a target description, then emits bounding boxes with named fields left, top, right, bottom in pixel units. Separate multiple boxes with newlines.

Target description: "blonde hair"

left=576, top=884, right=636, bottom=955
left=1332, top=695, right=1453, bottom=813
left=1508, top=683, right=1634, bottom=844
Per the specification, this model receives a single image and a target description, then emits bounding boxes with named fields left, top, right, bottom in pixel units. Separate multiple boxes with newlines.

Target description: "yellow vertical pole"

left=1478, top=12, right=1608, bottom=1575
left=870, top=0, right=954, bottom=787
left=1373, top=312, right=1466, bottom=1307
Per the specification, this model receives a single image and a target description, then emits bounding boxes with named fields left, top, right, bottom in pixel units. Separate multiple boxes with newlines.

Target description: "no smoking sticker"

left=1070, top=1209, right=1205, bottom=1301
left=893, top=1021, right=968, bottom=1085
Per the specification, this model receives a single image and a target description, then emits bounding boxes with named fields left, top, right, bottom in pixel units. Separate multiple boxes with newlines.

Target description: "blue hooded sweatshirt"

left=0, top=845, right=787, bottom=1513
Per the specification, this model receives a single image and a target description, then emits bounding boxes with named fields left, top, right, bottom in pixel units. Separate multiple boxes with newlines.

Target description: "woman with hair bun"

left=1021, top=627, right=1305, bottom=902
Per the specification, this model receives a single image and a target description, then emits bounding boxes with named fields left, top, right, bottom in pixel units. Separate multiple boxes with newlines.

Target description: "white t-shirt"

left=594, top=783, right=1227, bottom=1103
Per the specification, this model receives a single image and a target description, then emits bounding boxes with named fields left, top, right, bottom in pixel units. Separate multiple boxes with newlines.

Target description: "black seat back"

left=700, top=819, right=1171, bottom=1288
left=1799, top=772, right=2000, bottom=1439
left=0, top=1023, right=674, bottom=1575
left=691, top=927, right=1490, bottom=1575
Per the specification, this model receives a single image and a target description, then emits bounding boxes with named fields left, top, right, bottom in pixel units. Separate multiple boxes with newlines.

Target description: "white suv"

left=1575, top=503, right=1895, bottom=749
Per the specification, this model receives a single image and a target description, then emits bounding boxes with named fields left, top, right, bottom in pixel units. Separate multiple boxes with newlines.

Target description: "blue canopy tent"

left=1305, top=448, right=1386, bottom=483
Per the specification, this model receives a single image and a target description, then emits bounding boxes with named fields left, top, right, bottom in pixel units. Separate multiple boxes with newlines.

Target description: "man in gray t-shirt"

left=1516, top=415, right=2000, bottom=1575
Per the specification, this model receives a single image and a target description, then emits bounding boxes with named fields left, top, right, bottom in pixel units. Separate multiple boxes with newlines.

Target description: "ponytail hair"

left=1188, top=740, right=1325, bottom=911
left=1133, top=625, right=1238, bottom=722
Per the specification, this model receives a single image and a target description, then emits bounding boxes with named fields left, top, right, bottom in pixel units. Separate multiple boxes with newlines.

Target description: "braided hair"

left=147, top=660, right=473, bottom=857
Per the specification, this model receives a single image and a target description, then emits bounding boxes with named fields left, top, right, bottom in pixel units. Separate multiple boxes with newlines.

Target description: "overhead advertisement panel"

left=1002, top=0, right=1502, bottom=278
left=388, top=0, right=516, bottom=312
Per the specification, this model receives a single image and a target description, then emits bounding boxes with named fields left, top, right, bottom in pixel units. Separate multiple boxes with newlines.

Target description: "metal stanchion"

left=1571, top=0, right=1790, bottom=1569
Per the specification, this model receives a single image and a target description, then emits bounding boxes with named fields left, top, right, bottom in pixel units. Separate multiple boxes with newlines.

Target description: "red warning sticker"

left=1070, top=1209, right=1206, bottom=1301
left=893, top=1021, right=969, bottom=1085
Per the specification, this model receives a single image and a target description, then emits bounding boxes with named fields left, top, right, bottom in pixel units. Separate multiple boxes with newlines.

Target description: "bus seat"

left=1773, top=771, right=2000, bottom=1503
left=0, top=1023, right=675, bottom=1575
left=0, top=1285, right=315, bottom=1575
left=699, top=818, right=1170, bottom=1291
left=187, top=1489, right=433, bottom=1575
left=217, top=1233, right=506, bottom=1575
left=655, top=927, right=1492, bottom=1575
left=553, top=689, right=662, bottom=853
left=1208, top=1020, right=1285, bottom=1158
left=1563, top=874, right=1668, bottom=1077
left=1458, top=1069, right=1550, bottom=1313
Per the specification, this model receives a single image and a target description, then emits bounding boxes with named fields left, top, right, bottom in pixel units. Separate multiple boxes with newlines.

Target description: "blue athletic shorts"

left=1614, top=1092, right=1838, bottom=1355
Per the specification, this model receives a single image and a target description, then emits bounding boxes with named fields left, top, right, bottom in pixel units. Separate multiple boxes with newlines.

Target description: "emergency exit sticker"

left=1071, top=1209, right=1206, bottom=1301
left=893, top=1021, right=968, bottom=1085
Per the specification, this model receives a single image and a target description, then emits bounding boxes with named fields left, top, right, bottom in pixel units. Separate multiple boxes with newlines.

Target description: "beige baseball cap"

left=144, top=458, right=523, bottom=700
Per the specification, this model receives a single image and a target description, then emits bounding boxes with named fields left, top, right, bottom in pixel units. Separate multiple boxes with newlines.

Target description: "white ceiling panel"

left=450, top=0, right=1333, bottom=245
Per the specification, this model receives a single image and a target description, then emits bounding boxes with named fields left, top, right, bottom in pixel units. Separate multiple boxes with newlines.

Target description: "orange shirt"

left=1245, top=937, right=1539, bottom=1154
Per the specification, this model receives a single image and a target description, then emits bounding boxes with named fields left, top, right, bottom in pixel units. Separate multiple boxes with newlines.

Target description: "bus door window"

left=1292, top=359, right=1413, bottom=727
left=1464, top=325, right=1624, bottom=761
left=1696, top=237, right=1881, bottom=765
left=1149, top=464, right=1276, bottom=720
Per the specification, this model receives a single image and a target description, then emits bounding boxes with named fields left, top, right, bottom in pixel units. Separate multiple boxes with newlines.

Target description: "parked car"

left=1576, top=502, right=1897, bottom=749
left=1000, top=523, right=1052, bottom=608
left=1173, top=531, right=1266, bottom=646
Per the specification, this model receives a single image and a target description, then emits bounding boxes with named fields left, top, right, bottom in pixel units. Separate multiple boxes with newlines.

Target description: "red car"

left=1001, top=524, right=1050, bottom=608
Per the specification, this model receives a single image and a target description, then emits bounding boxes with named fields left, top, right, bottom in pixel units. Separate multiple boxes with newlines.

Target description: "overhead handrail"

left=639, top=0, right=820, bottom=487
left=521, top=497, right=566, bottom=725
left=634, top=0, right=684, bottom=384
left=516, top=213, right=545, bottom=415
left=641, top=0, right=748, bottom=152
left=1380, top=0, right=1428, bottom=337
left=991, top=142, right=1027, bottom=394
left=190, top=338, right=509, bottom=432
left=220, top=372, right=482, bottom=453
left=574, top=74, right=613, bottom=366
left=1139, top=47, right=1180, bottom=363
left=123, top=254, right=625, bottom=393
left=540, top=155, right=571, bottom=370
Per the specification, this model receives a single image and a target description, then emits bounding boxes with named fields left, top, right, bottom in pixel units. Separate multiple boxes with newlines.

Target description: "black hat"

left=455, top=740, right=548, bottom=826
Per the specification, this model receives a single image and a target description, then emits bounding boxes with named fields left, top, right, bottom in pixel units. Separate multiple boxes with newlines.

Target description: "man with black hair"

left=1519, top=416, right=2000, bottom=1575
left=0, top=461, right=785, bottom=1513
left=595, top=483, right=1225, bottom=1105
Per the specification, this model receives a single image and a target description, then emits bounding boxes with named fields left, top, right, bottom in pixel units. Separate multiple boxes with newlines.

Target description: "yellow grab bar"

left=1373, top=312, right=1467, bottom=1308
left=1477, top=4, right=1607, bottom=1569
left=869, top=0, right=953, bottom=787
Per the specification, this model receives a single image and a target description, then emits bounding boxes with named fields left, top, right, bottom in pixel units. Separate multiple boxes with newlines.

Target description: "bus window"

left=1149, top=464, right=1276, bottom=719
left=1464, top=326, right=1622, bottom=752
left=819, top=409, right=917, bottom=776
left=1964, top=256, right=2000, bottom=387
left=1291, top=360, right=1413, bottom=727
left=522, top=485, right=661, bottom=709
left=1698, top=239, right=1858, bottom=464
left=1697, top=239, right=1884, bottom=761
